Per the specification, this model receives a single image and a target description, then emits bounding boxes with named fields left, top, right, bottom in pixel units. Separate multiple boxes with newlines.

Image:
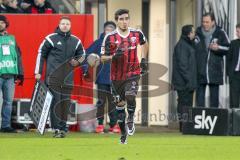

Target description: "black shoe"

left=120, top=133, right=128, bottom=144
left=0, top=127, right=17, bottom=133
left=53, top=129, right=66, bottom=138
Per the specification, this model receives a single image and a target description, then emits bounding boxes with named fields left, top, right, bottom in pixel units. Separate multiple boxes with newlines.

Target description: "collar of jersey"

left=116, top=28, right=130, bottom=38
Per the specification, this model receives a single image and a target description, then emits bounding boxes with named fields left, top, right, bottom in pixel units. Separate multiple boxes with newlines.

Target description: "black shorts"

left=112, top=75, right=140, bottom=101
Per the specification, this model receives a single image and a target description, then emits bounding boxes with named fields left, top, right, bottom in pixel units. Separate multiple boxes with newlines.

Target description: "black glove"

left=112, top=49, right=124, bottom=61
left=140, top=58, right=148, bottom=74
left=15, top=75, right=24, bottom=86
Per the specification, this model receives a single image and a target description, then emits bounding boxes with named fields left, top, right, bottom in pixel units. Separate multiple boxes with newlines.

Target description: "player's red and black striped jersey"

left=101, top=27, right=146, bottom=80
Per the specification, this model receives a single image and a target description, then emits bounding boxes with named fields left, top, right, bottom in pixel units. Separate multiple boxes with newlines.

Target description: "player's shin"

left=116, top=106, right=126, bottom=135
left=127, top=105, right=136, bottom=121
left=126, top=94, right=136, bottom=120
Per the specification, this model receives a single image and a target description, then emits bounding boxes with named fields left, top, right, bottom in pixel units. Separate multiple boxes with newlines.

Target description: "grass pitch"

left=0, top=132, right=240, bottom=160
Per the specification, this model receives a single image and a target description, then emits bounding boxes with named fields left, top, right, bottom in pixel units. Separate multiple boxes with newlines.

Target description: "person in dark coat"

left=172, top=24, right=197, bottom=132
left=34, top=16, right=85, bottom=138
left=0, top=0, right=23, bottom=13
left=0, top=0, right=10, bottom=13
left=227, top=23, right=240, bottom=108
left=22, top=0, right=55, bottom=13
left=83, top=21, right=120, bottom=134
left=195, top=13, right=230, bottom=108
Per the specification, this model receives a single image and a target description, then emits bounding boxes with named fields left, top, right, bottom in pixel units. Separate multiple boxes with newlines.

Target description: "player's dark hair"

left=202, top=12, right=215, bottom=21
left=236, top=23, right=240, bottom=29
left=181, top=25, right=194, bottom=36
left=0, top=15, right=9, bottom=28
left=114, top=9, right=129, bottom=21
left=104, top=21, right=116, bottom=29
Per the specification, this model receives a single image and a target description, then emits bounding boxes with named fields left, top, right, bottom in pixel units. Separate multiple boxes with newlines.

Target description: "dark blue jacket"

left=195, top=26, right=230, bottom=85
left=85, top=33, right=111, bottom=85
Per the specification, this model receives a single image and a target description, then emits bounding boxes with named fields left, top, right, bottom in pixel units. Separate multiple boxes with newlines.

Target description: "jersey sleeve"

left=138, top=29, right=147, bottom=45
